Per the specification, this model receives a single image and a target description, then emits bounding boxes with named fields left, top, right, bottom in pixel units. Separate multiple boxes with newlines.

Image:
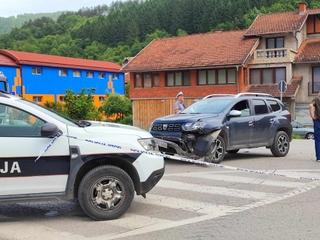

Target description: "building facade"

left=0, top=50, right=124, bottom=106
left=123, top=2, right=319, bottom=129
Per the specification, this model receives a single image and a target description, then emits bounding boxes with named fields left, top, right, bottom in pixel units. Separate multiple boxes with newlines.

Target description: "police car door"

left=0, top=103, right=70, bottom=196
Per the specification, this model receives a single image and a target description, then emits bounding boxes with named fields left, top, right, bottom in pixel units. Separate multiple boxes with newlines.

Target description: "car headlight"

left=138, top=138, right=159, bottom=151
left=182, top=121, right=206, bottom=131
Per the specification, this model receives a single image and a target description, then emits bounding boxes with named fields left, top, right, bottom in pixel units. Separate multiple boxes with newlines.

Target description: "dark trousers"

left=314, top=120, right=320, bottom=160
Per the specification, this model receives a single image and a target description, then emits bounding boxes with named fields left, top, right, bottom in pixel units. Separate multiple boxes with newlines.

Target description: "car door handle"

left=248, top=121, right=254, bottom=127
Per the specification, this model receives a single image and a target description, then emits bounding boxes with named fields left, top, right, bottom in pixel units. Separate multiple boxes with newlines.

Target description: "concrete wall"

left=256, top=33, right=298, bottom=51
left=293, top=64, right=314, bottom=103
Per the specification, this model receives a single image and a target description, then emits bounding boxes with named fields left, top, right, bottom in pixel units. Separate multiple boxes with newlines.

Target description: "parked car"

left=292, top=120, right=314, bottom=139
left=150, top=93, right=292, bottom=163
left=0, top=92, right=164, bottom=220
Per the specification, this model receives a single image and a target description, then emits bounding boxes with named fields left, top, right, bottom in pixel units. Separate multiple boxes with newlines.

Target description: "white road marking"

left=96, top=180, right=320, bottom=240
left=108, top=213, right=173, bottom=230
left=157, top=179, right=278, bottom=200
left=169, top=172, right=304, bottom=188
left=134, top=194, right=234, bottom=214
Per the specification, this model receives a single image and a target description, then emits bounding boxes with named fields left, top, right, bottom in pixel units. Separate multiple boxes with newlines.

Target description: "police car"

left=0, top=91, right=164, bottom=220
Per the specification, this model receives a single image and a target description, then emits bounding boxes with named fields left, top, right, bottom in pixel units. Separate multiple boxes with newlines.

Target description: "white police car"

left=0, top=92, right=164, bottom=220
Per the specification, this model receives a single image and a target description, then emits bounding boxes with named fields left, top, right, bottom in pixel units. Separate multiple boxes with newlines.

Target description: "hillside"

left=0, top=12, right=63, bottom=35
left=0, top=0, right=319, bottom=64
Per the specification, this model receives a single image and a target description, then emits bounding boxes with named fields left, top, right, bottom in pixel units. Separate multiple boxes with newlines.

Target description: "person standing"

left=174, top=91, right=185, bottom=114
left=309, top=93, right=320, bottom=161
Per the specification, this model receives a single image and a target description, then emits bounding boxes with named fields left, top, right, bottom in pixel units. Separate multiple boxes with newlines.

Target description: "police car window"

left=267, top=100, right=281, bottom=112
left=252, top=99, right=269, bottom=115
left=231, top=100, right=251, bottom=117
left=0, top=104, right=45, bottom=137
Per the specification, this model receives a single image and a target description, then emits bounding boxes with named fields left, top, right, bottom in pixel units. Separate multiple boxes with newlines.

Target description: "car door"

left=0, top=103, right=70, bottom=196
left=251, top=99, right=275, bottom=145
left=226, top=100, right=254, bottom=148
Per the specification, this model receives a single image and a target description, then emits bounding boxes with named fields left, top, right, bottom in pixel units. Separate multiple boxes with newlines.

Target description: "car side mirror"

left=228, top=110, right=242, bottom=118
left=41, top=123, right=61, bottom=138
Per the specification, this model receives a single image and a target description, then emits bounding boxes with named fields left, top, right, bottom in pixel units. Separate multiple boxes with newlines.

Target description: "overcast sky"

left=0, top=0, right=116, bottom=17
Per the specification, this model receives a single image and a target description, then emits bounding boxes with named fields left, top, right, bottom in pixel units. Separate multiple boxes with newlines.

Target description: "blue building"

left=0, top=49, right=124, bottom=106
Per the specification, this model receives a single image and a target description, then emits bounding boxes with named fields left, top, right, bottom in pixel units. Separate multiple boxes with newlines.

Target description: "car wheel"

left=306, top=133, right=314, bottom=140
left=227, top=149, right=239, bottom=154
left=205, top=136, right=226, bottom=163
left=271, top=131, right=290, bottom=157
left=78, top=165, right=134, bottom=221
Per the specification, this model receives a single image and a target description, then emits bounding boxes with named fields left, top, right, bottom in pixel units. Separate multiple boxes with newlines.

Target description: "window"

left=231, top=100, right=251, bottom=117
left=134, top=72, right=160, bottom=88
left=134, top=73, right=143, bottom=88
left=307, top=15, right=320, bottom=34
left=59, top=69, right=67, bottom=77
left=197, top=69, right=236, bottom=85
left=267, top=100, right=281, bottom=112
left=99, top=72, right=106, bottom=79
left=33, top=96, right=43, bottom=103
left=73, top=70, right=81, bottom=77
left=312, top=67, right=320, bottom=93
left=250, top=67, right=286, bottom=85
left=59, top=96, right=65, bottom=102
left=143, top=73, right=152, bottom=88
left=0, top=104, right=45, bottom=137
left=252, top=99, right=269, bottom=115
left=266, top=37, right=284, bottom=49
left=166, top=71, right=190, bottom=86
left=86, top=71, right=94, bottom=78
left=32, top=67, right=42, bottom=75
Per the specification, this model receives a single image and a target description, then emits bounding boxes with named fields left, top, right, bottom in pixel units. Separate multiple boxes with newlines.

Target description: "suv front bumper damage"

left=153, top=130, right=221, bottom=160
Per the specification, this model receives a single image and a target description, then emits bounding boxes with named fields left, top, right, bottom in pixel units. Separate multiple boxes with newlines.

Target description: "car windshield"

left=182, top=98, right=233, bottom=114
left=18, top=99, right=80, bottom=127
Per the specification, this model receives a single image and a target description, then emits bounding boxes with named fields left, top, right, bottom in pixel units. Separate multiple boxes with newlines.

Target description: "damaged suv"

left=150, top=93, right=292, bottom=163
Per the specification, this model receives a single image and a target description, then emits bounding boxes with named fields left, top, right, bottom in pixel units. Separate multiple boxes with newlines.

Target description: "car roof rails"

left=235, top=92, right=273, bottom=98
left=203, top=94, right=234, bottom=99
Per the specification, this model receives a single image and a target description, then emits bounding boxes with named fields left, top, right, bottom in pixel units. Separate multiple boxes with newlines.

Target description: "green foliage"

left=64, top=91, right=100, bottom=120
left=1, top=0, right=319, bottom=64
left=44, top=101, right=65, bottom=115
left=100, top=94, right=132, bottom=122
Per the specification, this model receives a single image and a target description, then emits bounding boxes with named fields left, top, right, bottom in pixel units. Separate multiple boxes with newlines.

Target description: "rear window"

left=267, top=100, right=281, bottom=112
left=252, top=99, right=269, bottom=115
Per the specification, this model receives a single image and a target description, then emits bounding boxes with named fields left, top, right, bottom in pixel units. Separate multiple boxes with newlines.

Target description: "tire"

left=227, top=149, right=239, bottom=154
left=306, top=133, right=314, bottom=140
left=78, top=165, right=134, bottom=221
left=205, top=136, right=226, bottom=163
left=270, top=131, right=290, bottom=157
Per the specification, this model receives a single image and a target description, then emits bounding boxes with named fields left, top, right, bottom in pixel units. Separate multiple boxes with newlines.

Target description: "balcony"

left=252, top=48, right=296, bottom=64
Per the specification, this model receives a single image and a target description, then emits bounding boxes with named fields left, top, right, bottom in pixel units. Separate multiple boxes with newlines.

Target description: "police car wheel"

left=78, top=165, right=134, bottom=221
left=271, top=131, right=290, bottom=157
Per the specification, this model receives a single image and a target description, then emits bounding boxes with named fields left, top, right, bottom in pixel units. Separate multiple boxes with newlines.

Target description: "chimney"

left=298, top=2, right=308, bottom=15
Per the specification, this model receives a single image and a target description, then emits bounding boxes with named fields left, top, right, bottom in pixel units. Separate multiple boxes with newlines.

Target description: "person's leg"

left=314, top=120, right=320, bottom=160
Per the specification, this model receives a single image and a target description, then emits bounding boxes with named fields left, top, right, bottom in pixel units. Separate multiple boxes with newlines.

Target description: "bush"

left=100, top=94, right=132, bottom=124
left=64, top=90, right=101, bottom=120
left=44, top=101, right=65, bottom=115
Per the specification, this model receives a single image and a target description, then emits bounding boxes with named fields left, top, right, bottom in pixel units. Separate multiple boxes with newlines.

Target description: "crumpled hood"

left=84, top=121, right=151, bottom=138
left=154, top=113, right=220, bottom=124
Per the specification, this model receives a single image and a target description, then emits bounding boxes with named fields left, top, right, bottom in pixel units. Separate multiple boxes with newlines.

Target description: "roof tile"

left=0, top=50, right=121, bottom=72
left=244, top=11, right=307, bottom=36
left=123, top=30, right=258, bottom=72
left=295, top=39, right=320, bottom=63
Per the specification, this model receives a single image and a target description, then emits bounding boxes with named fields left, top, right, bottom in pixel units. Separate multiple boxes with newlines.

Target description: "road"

left=0, top=139, right=319, bottom=240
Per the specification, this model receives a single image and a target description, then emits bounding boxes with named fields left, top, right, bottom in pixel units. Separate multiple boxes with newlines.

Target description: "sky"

left=0, top=0, right=115, bottom=17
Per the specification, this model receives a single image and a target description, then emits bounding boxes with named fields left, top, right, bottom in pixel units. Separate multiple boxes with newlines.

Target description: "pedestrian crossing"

left=0, top=169, right=320, bottom=240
